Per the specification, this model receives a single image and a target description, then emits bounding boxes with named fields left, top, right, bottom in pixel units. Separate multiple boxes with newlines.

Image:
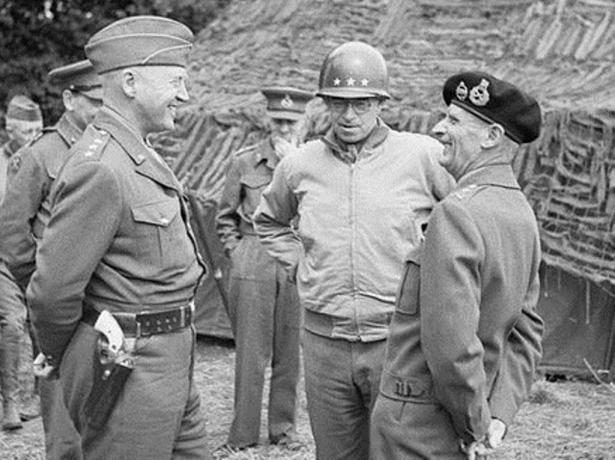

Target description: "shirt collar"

left=321, top=118, right=389, bottom=163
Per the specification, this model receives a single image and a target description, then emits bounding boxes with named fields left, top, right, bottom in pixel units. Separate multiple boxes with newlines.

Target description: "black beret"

left=442, top=71, right=541, bottom=144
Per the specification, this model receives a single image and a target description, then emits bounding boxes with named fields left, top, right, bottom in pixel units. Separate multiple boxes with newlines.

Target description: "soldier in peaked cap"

left=26, top=16, right=211, bottom=459
left=253, top=42, right=455, bottom=460
left=215, top=86, right=312, bottom=456
left=0, top=58, right=101, bottom=457
left=0, top=94, right=42, bottom=431
left=370, top=71, right=544, bottom=459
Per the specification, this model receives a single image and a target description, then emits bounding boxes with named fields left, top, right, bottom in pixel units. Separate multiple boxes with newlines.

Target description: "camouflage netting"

left=152, top=0, right=615, bottom=289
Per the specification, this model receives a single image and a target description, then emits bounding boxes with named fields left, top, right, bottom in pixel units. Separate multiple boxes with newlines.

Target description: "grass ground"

left=1, top=336, right=614, bottom=459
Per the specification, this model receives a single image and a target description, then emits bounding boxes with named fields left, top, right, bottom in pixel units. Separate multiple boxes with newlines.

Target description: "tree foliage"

left=0, top=0, right=230, bottom=125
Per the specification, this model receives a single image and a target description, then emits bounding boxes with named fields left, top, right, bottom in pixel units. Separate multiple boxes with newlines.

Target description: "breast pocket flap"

left=132, top=199, right=179, bottom=227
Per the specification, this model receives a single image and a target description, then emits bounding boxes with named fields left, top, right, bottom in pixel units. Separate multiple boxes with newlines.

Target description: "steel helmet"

left=317, top=41, right=391, bottom=99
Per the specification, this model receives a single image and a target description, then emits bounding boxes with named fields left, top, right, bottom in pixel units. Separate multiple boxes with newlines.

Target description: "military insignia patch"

left=9, top=154, right=21, bottom=173
left=469, top=78, right=490, bottom=106
left=456, top=81, right=468, bottom=101
left=280, top=94, right=295, bottom=108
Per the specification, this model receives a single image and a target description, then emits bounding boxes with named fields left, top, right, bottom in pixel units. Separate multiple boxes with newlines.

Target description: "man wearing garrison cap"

left=0, top=58, right=101, bottom=457
left=215, top=86, right=312, bottom=455
left=371, top=71, right=544, bottom=459
left=26, top=17, right=211, bottom=459
left=0, top=94, right=42, bottom=431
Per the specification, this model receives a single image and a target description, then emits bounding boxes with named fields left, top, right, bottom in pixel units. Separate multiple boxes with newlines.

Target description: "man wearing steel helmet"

left=26, top=16, right=210, bottom=459
left=0, top=59, right=102, bottom=459
left=370, top=71, right=544, bottom=459
left=215, top=86, right=312, bottom=455
left=254, top=42, right=454, bottom=460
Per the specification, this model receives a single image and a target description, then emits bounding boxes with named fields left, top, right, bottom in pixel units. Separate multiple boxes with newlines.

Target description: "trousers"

left=59, top=321, right=210, bottom=459
left=303, top=330, right=386, bottom=460
left=0, top=262, right=26, bottom=411
left=226, top=235, right=301, bottom=446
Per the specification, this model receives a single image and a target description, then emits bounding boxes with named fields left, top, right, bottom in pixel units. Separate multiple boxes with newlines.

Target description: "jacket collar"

left=2, top=139, right=21, bottom=158
left=321, top=118, right=389, bottom=163
left=55, top=111, right=85, bottom=146
left=93, top=106, right=181, bottom=192
left=456, top=163, right=520, bottom=190
left=254, top=137, right=279, bottom=170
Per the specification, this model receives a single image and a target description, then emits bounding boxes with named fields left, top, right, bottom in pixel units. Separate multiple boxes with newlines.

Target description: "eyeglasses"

left=326, top=98, right=377, bottom=115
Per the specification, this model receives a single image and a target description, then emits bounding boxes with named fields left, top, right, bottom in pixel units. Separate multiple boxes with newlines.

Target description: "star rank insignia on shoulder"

left=81, top=128, right=110, bottom=160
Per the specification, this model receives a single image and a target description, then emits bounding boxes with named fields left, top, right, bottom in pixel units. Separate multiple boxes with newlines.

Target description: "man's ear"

left=482, top=123, right=505, bottom=149
left=120, top=69, right=138, bottom=98
left=62, top=89, right=75, bottom=111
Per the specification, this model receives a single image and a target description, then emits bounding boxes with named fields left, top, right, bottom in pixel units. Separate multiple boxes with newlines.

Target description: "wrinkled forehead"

left=447, top=103, right=489, bottom=128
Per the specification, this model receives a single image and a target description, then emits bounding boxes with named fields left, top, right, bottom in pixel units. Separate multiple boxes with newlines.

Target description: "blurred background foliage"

left=0, top=0, right=230, bottom=128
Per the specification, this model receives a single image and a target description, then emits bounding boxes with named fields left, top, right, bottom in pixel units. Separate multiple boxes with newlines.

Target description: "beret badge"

left=469, top=78, right=490, bottom=106
left=455, top=81, right=468, bottom=101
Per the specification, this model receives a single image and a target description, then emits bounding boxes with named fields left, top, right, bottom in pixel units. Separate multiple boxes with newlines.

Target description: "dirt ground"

left=1, top=336, right=614, bottom=460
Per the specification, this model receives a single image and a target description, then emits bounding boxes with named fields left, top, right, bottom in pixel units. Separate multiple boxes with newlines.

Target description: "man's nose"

left=431, top=120, right=445, bottom=138
left=177, top=82, right=189, bottom=102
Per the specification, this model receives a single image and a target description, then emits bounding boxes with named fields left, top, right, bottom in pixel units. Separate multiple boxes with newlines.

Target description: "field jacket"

left=254, top=124, right=454, bottom=342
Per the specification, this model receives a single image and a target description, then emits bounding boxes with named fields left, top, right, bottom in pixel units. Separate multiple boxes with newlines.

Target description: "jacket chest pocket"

left=240, top=174, right=271, bottom=217
left=131, top=198, right=187, bottom=267
left=395, top=248, right=422, bottom=315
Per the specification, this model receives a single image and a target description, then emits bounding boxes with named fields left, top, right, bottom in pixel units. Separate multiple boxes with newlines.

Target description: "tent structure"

left=153, top=0, right=615, bottom=378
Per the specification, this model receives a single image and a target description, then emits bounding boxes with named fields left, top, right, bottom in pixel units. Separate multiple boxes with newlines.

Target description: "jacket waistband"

left=303, top=309, right=391, bottom=342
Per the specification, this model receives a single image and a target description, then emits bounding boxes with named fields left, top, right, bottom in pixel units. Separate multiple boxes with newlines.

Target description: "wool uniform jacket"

left=26, top=107, right=206, bottom=368
left=0, top=112, right=84, bottom=288
left=379, top=164, right=544, bottom=446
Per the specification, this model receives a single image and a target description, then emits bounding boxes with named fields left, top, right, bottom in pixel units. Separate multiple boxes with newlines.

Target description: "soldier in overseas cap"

left=371, top=71, right=544, bottom=459
left=253, top=42, right=455, bottom=460
left=215, top=86, right=312, bottom=456
left=0, top=94, right=42, bottom=431
left=0, top=58, right=101, bottom=456
left=26, top=16, right=211, bottom=459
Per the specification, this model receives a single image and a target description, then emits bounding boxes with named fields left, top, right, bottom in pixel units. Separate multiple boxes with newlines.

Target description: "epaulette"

left=78, top=126, right=111, bottom=161
left=452, top=184, right=484, bottom=201
left=234, top=143, right=258, bottom=157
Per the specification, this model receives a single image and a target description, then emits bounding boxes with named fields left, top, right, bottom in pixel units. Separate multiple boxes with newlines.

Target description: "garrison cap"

left=6, top=95, right=42, bottom=122
left=85, top=15, right=194, bottom=74
left=48, top=59, right=102, bottom=100
left=443, top=71, right=541, bottom=144
left=261, top=86, right=313, bottom=121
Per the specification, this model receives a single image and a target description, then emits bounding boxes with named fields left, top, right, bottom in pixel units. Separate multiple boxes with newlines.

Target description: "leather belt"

left=81, top=303, right=194, bottom=338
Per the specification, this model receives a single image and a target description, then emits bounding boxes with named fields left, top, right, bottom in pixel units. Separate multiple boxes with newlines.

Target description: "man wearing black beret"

left=370, top=71, right=544, bottom=459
